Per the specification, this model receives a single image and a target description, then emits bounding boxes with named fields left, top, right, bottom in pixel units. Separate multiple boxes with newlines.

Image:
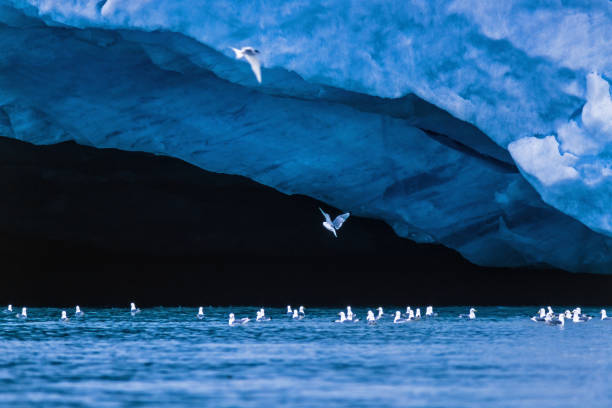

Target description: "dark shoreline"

left=3, top=258, right=612, bottom=307
left=1, top=136, right=611, bottom=306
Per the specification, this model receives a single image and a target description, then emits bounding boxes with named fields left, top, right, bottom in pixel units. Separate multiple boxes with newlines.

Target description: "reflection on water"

left=1, top=307, right=611, bottom=407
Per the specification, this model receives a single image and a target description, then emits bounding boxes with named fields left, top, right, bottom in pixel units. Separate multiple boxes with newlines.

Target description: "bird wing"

left=231, top=47, right=243, bottom=59
left=243, top=53, right=262, bottom=84
left=332, top=213, right=350, bottom=229
left=319, top=207, right=332, bottom=224
left=323, top=222, right=337, bottom=237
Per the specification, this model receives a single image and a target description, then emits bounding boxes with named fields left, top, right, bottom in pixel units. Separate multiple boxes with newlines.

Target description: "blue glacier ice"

left=0, top=0, right=612, bottom=272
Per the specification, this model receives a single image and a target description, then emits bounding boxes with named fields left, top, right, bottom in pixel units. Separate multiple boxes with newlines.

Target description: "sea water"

left=1, top=307, right=611, bottom=407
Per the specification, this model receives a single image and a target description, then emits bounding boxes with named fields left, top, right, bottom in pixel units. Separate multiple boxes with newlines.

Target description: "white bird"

left=286, top=305, right=293, bottom=315
left=376, top=307, right=384, bottom=320
left=335, top=312, right=347, bottom=323
left=16, top=307, right=27, bottom=320
left=404, top=306, right=412, bottom=318
left=415, top=308, right=422, bottom=319
left=572, top=307, right=592, bottom=320
left=60, top=310, right=69, bottom=322
left=228, top=313, right=249, bottom=326
left=75, top=306, right=84, bottom=318
left=393, top=311, right=406, bottom=324
left=601, top=310, right=612, bottom=320
left=407, top=309, right=415, bottom=320
left=425, top=306, right=435, bottom=317
left=459, top=308, right=477, bottom=319
left=547, top=306, right=554, bottom=315
left=4, top=304, right=12, bottom=314
left=531, top=308, right=546, bottom=322
left=299, top=306, right=305, bottom=316
left=231, top=46, right=262, bottom=84
left=319, top=208, right=350, bottom=238
left=257, top=308, right=271, bottom=321
left=197, top=307, right=205, bottom=320
left=130, top=302, right=140, bottom=316
left=367, top=310, right=376, bottom=324
left=572, top=311, right=589, bottom=323
left=292, top=309, right=303, bottom=320
left=548, top=313, right=565, bottom=327
left=256, top=309, right=269, bottom=322
left=346, top=306, right=358, bottom=321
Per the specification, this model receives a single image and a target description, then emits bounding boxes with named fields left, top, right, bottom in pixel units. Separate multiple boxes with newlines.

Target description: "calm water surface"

left=1, top=306, right=611, bottom=407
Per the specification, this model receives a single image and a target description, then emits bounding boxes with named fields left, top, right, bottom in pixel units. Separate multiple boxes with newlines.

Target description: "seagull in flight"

left=231, top=46, right=262, bottom=84
left=319, top=208, right=350, bottom=238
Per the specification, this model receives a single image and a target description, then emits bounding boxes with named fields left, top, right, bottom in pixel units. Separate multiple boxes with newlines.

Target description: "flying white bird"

left=319, top=208, right=350, bottom=238
left=231, top=46, right=262, bottom=84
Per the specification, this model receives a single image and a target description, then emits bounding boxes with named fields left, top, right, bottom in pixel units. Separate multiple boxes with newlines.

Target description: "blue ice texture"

left=0, top=0, right=611, bottom=272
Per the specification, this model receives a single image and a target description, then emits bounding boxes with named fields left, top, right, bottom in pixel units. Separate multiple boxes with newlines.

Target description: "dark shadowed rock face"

left=0, top=136, right=461, bottom=259
left=1, top=137, right=611, bottom=307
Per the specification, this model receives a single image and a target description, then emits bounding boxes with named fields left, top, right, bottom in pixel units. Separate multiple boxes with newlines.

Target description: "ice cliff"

left=0, top=0, right=611, bottom=272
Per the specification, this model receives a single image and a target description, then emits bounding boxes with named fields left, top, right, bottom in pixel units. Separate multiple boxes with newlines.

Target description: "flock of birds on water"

left=4, top=303, right=611, bottom=327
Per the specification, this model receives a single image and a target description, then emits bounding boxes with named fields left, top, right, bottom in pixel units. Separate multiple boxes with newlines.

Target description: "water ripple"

left=1, top=306, right=611, bottom=407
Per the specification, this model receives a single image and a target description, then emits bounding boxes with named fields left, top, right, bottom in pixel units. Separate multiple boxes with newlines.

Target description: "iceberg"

left=510, top=73, right=612, bottom=237
left=1, top=0, right=612, bottom=272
